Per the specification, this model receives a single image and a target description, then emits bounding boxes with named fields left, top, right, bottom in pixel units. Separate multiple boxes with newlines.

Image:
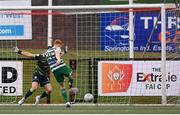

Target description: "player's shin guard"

left=61, top=88, right=68, bottom=102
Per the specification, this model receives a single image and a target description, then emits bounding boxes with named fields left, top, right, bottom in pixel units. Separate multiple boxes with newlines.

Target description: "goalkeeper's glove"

left=13, top=47, right=22, bottom=54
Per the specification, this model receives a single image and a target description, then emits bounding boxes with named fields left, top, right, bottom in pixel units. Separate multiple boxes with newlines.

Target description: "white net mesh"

left=0, top=5, right=179, bottom=105
left=75, top=8, right=165, bottom=104
left=166, top=8, right=180, bottom=104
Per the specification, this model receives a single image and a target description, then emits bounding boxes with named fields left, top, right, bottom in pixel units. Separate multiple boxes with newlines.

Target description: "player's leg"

left=68, top=72, right=73, bottom=88
left=41, top=83, right=52, bottom=98
left=35, top=83, right=52, bottom=105
left=61, top=66, right=73, bottom=88
left=18, top=73, right=40, bottom=105
left=59, top=82, right=71, bottom=107
left=35, top=76, right=52, bottom=105
left=18, top=81, right=39, bottom=105
left=62, top=66, right=78, bottom=103
left=53, top=68, right=70, bottom=107
left=59, top=82, right=68, bottom=102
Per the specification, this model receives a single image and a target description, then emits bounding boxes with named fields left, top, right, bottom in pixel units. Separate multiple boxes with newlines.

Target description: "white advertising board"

left=98, top=61, right=180, bottom=96
left=0, top=0, right=32, bottom=40
left=0, top=61, right=23, bottom=96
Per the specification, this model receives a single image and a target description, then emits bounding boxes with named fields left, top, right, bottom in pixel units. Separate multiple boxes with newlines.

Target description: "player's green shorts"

left=53, top=65, right=72, bottom=83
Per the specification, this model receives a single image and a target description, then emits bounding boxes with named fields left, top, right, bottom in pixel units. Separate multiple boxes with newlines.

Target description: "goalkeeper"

left=44, top=39, right=74, bottom=107
left=14, top=47, right=52, bottom=105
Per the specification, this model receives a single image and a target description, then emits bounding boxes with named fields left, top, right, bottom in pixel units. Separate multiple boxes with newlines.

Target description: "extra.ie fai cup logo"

left=102, top=63, right=133, bottom=94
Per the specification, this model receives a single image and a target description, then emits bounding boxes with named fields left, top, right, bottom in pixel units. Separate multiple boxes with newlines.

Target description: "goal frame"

left=0, top=4, right=167, bottom=105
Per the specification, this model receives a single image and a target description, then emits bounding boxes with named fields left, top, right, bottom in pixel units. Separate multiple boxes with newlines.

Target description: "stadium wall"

left=18, top=0, right=101, bottom=49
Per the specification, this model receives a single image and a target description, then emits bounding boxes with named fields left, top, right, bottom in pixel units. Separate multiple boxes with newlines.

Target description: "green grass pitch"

left=0, top=105, right=180, bottom=114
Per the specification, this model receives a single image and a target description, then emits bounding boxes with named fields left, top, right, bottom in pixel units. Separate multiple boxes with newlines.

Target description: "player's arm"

left=64, top=45, right=68, bottom=54
left=60, top=45, right=68, bottom=56
left=60, top=51, right=65, bottom=56
left=55, top=47, right=61, bottom=65
left=20, top=51, right=36, bottom=57
left=13, top=47, right=36, bottom=58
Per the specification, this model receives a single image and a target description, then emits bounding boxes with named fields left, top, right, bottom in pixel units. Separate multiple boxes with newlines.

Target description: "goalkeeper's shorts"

left=32, top=72, right=50, bottom=87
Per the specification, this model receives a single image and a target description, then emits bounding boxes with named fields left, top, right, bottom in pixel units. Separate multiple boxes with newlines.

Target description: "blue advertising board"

left=100, top=12, right=180, bottom=52
left=0, top=25, right=24, bottom=36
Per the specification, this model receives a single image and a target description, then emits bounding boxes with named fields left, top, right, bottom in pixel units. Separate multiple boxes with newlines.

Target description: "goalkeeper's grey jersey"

left=43, top=47, right=65, bottom=72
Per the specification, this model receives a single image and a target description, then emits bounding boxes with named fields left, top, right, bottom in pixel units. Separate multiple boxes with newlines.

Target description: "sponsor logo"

left=101, top=63, right=132, bottom=93
left=104, top=16, right=131, bottom=46
left=137, top=67, right=177, bottom=90
left=98, top=61, right=180, bottom=96
left=0, top=61, right=22, bottom=96
left=100, top=12, right=180, bottom=52
left=0, top=25, right=24, bottom=36
left=137, top=72, right=177, bottom=82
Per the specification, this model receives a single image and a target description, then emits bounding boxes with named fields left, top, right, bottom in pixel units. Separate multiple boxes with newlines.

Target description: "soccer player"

left=43, top=39, right=73, bottom=107
left=14, top=47, right=52, bottom=105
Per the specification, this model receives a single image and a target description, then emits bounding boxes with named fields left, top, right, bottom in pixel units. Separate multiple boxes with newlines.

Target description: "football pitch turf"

left=0, top=105, right=180, bottom=114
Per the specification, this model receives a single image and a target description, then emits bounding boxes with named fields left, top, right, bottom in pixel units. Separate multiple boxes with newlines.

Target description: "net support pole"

left=161, top=4, right=167, bottom=105
left=129, top=0, right=134, bottom=58
left=47, top=0, right=52, bottom=104
left=47, top=0, right=52, bottom=47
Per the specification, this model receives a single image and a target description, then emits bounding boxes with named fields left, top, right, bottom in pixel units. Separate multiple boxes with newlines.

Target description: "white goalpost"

left=0, top=4, right=174, bottom=105
left=129, top=0, right=134, bottom=59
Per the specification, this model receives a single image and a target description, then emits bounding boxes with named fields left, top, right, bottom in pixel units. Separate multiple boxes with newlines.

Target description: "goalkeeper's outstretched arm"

left=13, top=47, right=36, bottom=58
left=20, top=51, right=36, bottom=57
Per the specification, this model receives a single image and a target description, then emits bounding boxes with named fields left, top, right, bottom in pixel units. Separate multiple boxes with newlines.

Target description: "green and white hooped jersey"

left=44, top=47, right=65, bottom=72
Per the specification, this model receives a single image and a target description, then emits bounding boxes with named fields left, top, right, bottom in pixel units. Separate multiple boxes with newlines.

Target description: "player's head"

left=53, top=39, right=64, bottom=48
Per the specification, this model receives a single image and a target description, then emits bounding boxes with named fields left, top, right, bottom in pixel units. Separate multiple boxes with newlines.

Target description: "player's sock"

left=69, top=78, right=73, bottom=88
left=61, top=88, right=68, bottom=102
left=40, top=91, right=48, bottom=99
left=24, top=88, right=35, bottom=99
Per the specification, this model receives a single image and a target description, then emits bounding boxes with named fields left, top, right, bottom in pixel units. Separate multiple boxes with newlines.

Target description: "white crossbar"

left=0, top=4, right=165, bottom=10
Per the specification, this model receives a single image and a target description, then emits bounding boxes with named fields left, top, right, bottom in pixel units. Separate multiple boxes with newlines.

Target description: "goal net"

left=165, top=7, right=180, bottom=104
left=141, top=5, right=180, bottom=104
left=0, top=10, right=48, bottom=104
left=0, top=4, right=178, bottom=105
left=75, top=5, right=168, bottom=105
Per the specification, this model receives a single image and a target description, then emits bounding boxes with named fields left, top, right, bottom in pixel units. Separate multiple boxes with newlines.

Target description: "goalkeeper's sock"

left=40, top=91, right=48, bottom=99
left=60, top=88, right=68, bottom=102
left=24, top=88, right=35, bottom=99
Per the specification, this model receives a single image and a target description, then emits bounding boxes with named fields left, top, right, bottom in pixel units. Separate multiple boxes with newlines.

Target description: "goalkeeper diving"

left=13, top=47, right=52, bottom=105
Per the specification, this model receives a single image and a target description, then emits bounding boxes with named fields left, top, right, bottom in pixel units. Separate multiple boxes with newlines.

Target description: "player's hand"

left=60, top=51, right=65, bottom=56
left=13, top=46, right=22, bottom=54
left=64, top=45, right=68, bottom=54
left=56, top=60, right=61, bottom=65
left=13, top=47, right=20, bottom=53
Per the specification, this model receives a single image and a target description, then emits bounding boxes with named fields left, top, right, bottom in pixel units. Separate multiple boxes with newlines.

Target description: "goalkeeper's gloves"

left=13, top=47, right=22, bottom=54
